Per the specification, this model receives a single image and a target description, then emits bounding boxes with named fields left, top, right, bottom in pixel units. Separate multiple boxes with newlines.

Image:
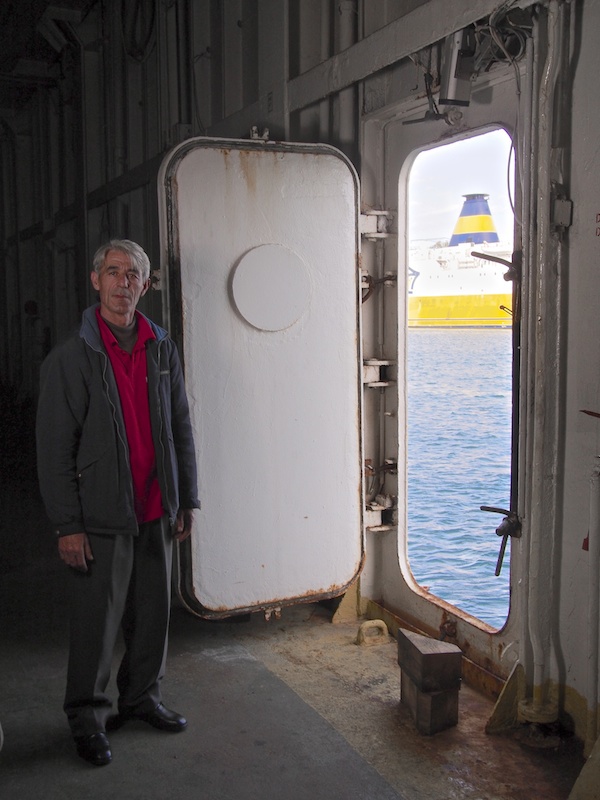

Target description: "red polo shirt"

left=97, top=310, right=163, bottom=523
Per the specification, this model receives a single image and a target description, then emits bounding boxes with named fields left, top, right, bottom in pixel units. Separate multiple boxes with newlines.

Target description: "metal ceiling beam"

left=0, top=73, right=57, bottom=87
left=287, top=0, right=536, bottom=112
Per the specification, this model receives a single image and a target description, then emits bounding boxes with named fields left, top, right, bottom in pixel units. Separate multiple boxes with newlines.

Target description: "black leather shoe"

left=125, top=703, right=187, bottom=732
left=75, top=732, right=112, bottom=766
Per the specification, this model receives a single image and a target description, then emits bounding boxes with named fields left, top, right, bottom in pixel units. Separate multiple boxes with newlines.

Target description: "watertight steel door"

left=158, top=138, right=363, bottom=617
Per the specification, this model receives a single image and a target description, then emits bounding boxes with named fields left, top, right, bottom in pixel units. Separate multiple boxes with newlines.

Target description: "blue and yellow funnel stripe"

left=449, top=193, right=499, bottom=246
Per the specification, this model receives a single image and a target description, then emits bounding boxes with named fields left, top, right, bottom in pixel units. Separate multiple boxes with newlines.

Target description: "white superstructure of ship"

left=408, top=194, right=514, bottom=327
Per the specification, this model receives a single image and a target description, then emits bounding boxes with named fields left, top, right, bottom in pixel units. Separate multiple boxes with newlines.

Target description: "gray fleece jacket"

left=36, top=304, right=200, bottom=537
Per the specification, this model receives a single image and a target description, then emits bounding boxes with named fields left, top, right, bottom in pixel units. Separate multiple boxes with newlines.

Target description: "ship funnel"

left=449, top=193, right=499, bottom=246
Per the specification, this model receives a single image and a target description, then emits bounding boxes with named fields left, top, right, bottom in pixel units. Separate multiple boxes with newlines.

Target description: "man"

left=36, top=239, right=200, bottom=767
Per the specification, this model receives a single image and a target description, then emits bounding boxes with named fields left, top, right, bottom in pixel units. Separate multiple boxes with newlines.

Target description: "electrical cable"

left=477, top=4, right=533, bottom=228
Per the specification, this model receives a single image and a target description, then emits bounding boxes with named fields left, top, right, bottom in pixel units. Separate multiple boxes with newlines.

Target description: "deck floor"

left=0, top=447, right=586, bottom=799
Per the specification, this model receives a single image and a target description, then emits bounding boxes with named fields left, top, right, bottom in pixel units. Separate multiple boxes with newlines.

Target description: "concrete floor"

left=0, top=430, right=587, bottom=799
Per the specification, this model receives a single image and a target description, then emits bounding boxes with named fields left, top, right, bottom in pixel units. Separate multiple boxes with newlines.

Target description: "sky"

left=407, top=128, right=515, bottom=245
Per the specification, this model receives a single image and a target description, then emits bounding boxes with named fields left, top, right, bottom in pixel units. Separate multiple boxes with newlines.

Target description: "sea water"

left=406, top=328, right=512, bottom=629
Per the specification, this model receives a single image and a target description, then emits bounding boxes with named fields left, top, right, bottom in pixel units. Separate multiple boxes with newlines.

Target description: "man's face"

left=90, top=249, right=150, bottom=325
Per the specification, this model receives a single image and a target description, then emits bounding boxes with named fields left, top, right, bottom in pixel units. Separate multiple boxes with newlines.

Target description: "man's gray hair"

left=92, top=239, right=151, bottom=282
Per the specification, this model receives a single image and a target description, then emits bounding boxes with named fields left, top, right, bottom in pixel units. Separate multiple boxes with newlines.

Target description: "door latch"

left=480, top=506, right=522, bottom=576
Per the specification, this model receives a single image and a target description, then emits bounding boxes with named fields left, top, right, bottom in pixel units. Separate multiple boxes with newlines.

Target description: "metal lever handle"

left=471, top=249, right=521, bottom=283
left=480, top=506, right=522, bottom=576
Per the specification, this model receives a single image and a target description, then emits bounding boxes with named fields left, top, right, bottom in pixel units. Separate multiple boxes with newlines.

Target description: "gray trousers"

left=63, top=517, right=173, bottom=738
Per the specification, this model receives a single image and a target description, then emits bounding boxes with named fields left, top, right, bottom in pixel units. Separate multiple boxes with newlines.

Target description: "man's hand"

left=174, top=509, right=194, bottom=542
left=58, top=533, right=94, bottom=572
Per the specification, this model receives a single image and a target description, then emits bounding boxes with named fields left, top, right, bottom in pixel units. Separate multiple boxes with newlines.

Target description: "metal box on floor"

left=397, top=628, right=462, bottom=735
left=400, top=672, right=460, bottom=735
left=397, top=628, right=462, bottom=692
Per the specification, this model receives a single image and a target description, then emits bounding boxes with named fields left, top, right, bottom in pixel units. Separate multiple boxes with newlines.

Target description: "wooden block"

left=397, top=628, right=462, bottom=692
left=401, top=672, right=459, bottom=735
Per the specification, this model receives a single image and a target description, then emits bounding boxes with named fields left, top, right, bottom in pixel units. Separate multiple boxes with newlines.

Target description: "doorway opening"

left=404, top=128, right=515, bottom=629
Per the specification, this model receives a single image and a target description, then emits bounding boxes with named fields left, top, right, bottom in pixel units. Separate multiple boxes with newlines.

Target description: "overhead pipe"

left=515, top=24, right=535, bottom=695
left=155, top=0, right=166, bottom=152
left=519, top=0, right=563, bottom=726
left=176, top=0, right=192, bottom=130
left=0, top=120, right=22, bottom=383
left=319, top=0, right=331, bottom=140
left=64, top=22, right=89, bottom=304
left=335, top=0, right=357, bottom=161
left=547, top=0, right=572, bottom=738
left=586, top=460, right=600, bottom=755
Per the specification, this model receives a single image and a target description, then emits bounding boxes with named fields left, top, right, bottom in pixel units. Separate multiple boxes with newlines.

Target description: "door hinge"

left=365, top=493, right=397, bottom=532
left=360, top=208, right=396, bottom=240
left=363, top=359, right=397, bottom=388
left=250, top=125, right=270, bottom=142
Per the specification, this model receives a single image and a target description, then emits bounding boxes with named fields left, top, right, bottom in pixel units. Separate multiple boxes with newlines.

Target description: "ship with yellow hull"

left=408, top=193, right=513, bottom=328
left=407, top=241, right=513, bottom=328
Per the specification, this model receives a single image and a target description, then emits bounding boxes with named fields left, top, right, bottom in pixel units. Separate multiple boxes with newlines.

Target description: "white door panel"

left=159, top=139, right=363, bottom=616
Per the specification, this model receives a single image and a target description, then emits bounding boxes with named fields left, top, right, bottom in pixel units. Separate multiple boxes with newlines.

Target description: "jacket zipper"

left=155, top=339, right=174, bottom=528
left=97, top=343, right=138, bottom=531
